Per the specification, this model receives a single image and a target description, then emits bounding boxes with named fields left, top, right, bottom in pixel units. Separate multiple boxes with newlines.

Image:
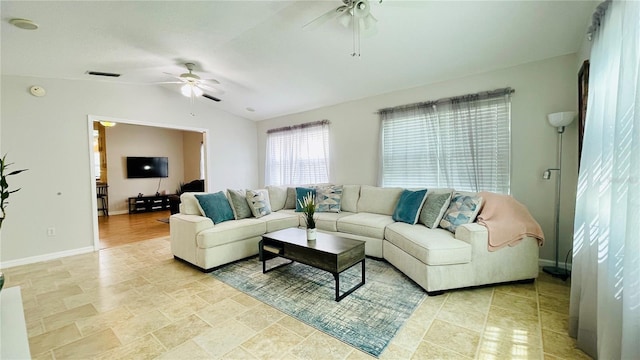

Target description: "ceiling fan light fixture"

left=99, top=121, right=116, bottom=127
left=181, top=84, right=203, bottom=97
left=360, top=13, right=377, bottom=30
left=337, top=11, right=352, bottom=28
left=353, top=0, right=370, bottom=18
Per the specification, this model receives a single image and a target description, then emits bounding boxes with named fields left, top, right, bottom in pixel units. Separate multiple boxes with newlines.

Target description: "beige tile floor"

left=2, top=237, right=591, bottom=360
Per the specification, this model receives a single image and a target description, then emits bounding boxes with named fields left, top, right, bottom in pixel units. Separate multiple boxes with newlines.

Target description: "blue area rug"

left=211, top=257, right=426, bottom=357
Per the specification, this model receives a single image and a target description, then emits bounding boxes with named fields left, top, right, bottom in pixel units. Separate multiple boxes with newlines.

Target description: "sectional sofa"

left=169, top=185, right=540, bottom=295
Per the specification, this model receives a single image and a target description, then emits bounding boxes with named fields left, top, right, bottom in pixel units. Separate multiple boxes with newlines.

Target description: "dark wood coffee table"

left=260, top=228, right=365, bottom=302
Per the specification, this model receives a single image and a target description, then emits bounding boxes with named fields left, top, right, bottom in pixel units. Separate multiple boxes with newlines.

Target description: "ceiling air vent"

left=203, top=94, right=221, bottom=102
left=86, top=71, right=121, bottom=78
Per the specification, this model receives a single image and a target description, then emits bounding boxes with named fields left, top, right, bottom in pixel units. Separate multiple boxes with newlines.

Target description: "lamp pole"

left=543, top=125, right=569, bottom=280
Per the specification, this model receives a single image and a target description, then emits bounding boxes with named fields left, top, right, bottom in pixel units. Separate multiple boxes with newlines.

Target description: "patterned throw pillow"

left=316, top=185, right=343, bottom=213
left=245, top=189, right=272, bottom=218
left=295, top=187, right=316, bottom=212
left=439, top=193, right=484, bottom=232
left=419, top=191, right=453, bottom=229
left=392, top=189, right=428, bottom=225
left=194, top=192, right=235, bottom=224
left=227, top=189, right=253, bottom=220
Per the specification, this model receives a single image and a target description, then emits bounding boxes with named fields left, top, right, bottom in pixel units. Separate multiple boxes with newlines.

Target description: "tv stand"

left=128, top=195, right=171, bottom=214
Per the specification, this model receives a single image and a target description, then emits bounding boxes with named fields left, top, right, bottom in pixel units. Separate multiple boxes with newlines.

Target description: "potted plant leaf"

left=0, top=154, right=27, bottom=291
left=0, top=154, right=27, bottom=229
left=298, top=192, right=317, bottom=241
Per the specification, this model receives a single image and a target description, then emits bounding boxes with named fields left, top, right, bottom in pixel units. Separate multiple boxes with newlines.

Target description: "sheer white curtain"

left=569, top=1, right=640, bottom=358
left=265, top=121, right=329, bottom=186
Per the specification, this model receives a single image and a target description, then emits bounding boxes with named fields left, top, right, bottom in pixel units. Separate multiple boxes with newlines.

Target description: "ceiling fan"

left=161, top=63, right=224, bottom=101
left=304, top=0, right=381, bottom=57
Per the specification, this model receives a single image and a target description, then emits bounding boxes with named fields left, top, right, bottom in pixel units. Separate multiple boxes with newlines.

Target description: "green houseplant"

left=0, top=154, right=27, bottom=230
left=0, top=154, right=27, bottom=291
left=297, top=192, right=317, bottom=241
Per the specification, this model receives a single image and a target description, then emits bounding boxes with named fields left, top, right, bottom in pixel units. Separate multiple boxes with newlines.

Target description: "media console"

left=128, top=194, right=171, bottom=214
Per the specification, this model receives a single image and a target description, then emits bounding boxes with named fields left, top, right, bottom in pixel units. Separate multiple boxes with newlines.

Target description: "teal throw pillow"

left=295, top=187, right=316, bottom=212
left=392, top=189, right=428, bottom=225
left=194, top=192, right=234, bottom=224
left=439, top=193, right=484, bottom=232
left=316, top=185, right=343, bottom=213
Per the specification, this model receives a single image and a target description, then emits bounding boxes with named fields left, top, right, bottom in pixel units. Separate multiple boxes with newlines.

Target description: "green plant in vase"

left=0, top=154, right=27, bottom=291
left=298, top=192, right=317, bottom=241
left=0, top=154, right=27, bottom=229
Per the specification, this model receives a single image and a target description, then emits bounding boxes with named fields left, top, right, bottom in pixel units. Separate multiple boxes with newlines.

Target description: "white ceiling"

left=1, top=1, right=597, bottom=121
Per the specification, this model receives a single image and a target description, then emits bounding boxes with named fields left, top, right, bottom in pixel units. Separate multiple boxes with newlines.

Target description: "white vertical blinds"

left=380, top=90, right=512, bottom=193
left=265, top=121, right=330, bottom=185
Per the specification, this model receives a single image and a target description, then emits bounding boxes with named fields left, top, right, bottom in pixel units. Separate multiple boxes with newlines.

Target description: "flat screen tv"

left=126, top=157, right=168, bottom=178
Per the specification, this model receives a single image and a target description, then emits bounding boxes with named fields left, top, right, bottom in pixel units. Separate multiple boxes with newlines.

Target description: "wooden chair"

left=97, top=182, right=109, bottom=216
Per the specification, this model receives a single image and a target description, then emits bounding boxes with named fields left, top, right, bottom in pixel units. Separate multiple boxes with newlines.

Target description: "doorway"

left=87, top=115, right=209, bottom=250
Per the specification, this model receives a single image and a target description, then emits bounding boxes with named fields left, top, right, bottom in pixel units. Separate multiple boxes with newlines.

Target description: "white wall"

left=182, top=131, right=203, bottom=182
left=0, top=75, right=258, bottom=264
left=257, top=54, right=579, bottom=264
left=105, top=124, right=186, bottom=214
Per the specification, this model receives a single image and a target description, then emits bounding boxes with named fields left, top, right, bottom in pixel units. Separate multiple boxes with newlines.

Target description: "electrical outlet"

left=47, top=227, right=56, bottom=237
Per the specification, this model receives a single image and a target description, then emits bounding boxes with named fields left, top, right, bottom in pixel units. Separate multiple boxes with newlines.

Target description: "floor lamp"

left=543, top=111, right=575, bottom=280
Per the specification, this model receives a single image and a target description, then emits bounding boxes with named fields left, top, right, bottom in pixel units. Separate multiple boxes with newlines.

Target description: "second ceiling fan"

left=304, top=0, right=381, bottom=57
left=161, top=63, right=224, bottom=101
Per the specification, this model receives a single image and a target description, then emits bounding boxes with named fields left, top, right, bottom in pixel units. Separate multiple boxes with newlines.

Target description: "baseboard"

left=0, top=246, right=95, bottom=269
left=105, top=210, right=128, bottom=216
left=538, top=258, right=572, bottom=271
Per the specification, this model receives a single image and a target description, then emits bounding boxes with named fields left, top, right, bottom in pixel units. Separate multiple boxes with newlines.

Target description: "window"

left=265, top=120, right=330, bottom=185
left=380, top=88, right=512, bottom=193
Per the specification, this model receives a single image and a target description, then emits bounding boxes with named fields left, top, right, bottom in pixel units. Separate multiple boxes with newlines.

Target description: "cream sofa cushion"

left=180, top=192, right=207, bottom=215
left=385, top=222, right=471, bottom=265
left=315, top=211, right=355, bottom=232
left=337, top=213, right=395, bottom=239
left=257, top=211, right=300, bottom=233
left=266, top=185, right=288, bottom=212
left=357, top=186, right=403, bottom=215
left=341, top=185, right=361, bottom=213
left=197, top=219, right=266, bottom=248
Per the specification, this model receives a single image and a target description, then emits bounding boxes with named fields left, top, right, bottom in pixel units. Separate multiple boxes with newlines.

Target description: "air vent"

left=203, top=94, right=221, bottom=102
left=86, top=71, right=121, bottom=78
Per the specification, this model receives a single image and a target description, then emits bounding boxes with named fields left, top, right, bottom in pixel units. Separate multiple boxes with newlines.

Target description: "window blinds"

left=265, top=121, right=330, bottom=186
left=380, top=89, right=512, bottom=193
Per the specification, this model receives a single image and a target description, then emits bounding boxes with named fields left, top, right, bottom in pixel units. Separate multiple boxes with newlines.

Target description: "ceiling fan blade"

left=303, top=6, right=347, bottom=30
left=198, top=83, right=225, bottom=95
left=201, top=78, right=220, bottom=85
left=154, top=81, right=184, bottom=85
left=162, top=72, right=186, bottom=81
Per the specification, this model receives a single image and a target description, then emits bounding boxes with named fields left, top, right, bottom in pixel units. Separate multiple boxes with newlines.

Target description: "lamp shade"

left=547, top=111, right=576, bottom=127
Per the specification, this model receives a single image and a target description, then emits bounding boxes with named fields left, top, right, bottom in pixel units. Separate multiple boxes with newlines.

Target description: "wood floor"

left=98, top=210, right=171, bottom=249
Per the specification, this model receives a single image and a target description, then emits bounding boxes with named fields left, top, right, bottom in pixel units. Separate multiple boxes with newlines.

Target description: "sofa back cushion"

left=357, top=185, right=403, bottom=215
left=266, top=185, right=288, bottom=212
left=341, top=185, right=360, bottom=212
left=180, top=192, right=207, bottom=215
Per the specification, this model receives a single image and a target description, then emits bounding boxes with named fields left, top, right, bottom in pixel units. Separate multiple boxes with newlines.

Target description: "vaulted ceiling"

left=1, top=1, right=597, bottom=121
